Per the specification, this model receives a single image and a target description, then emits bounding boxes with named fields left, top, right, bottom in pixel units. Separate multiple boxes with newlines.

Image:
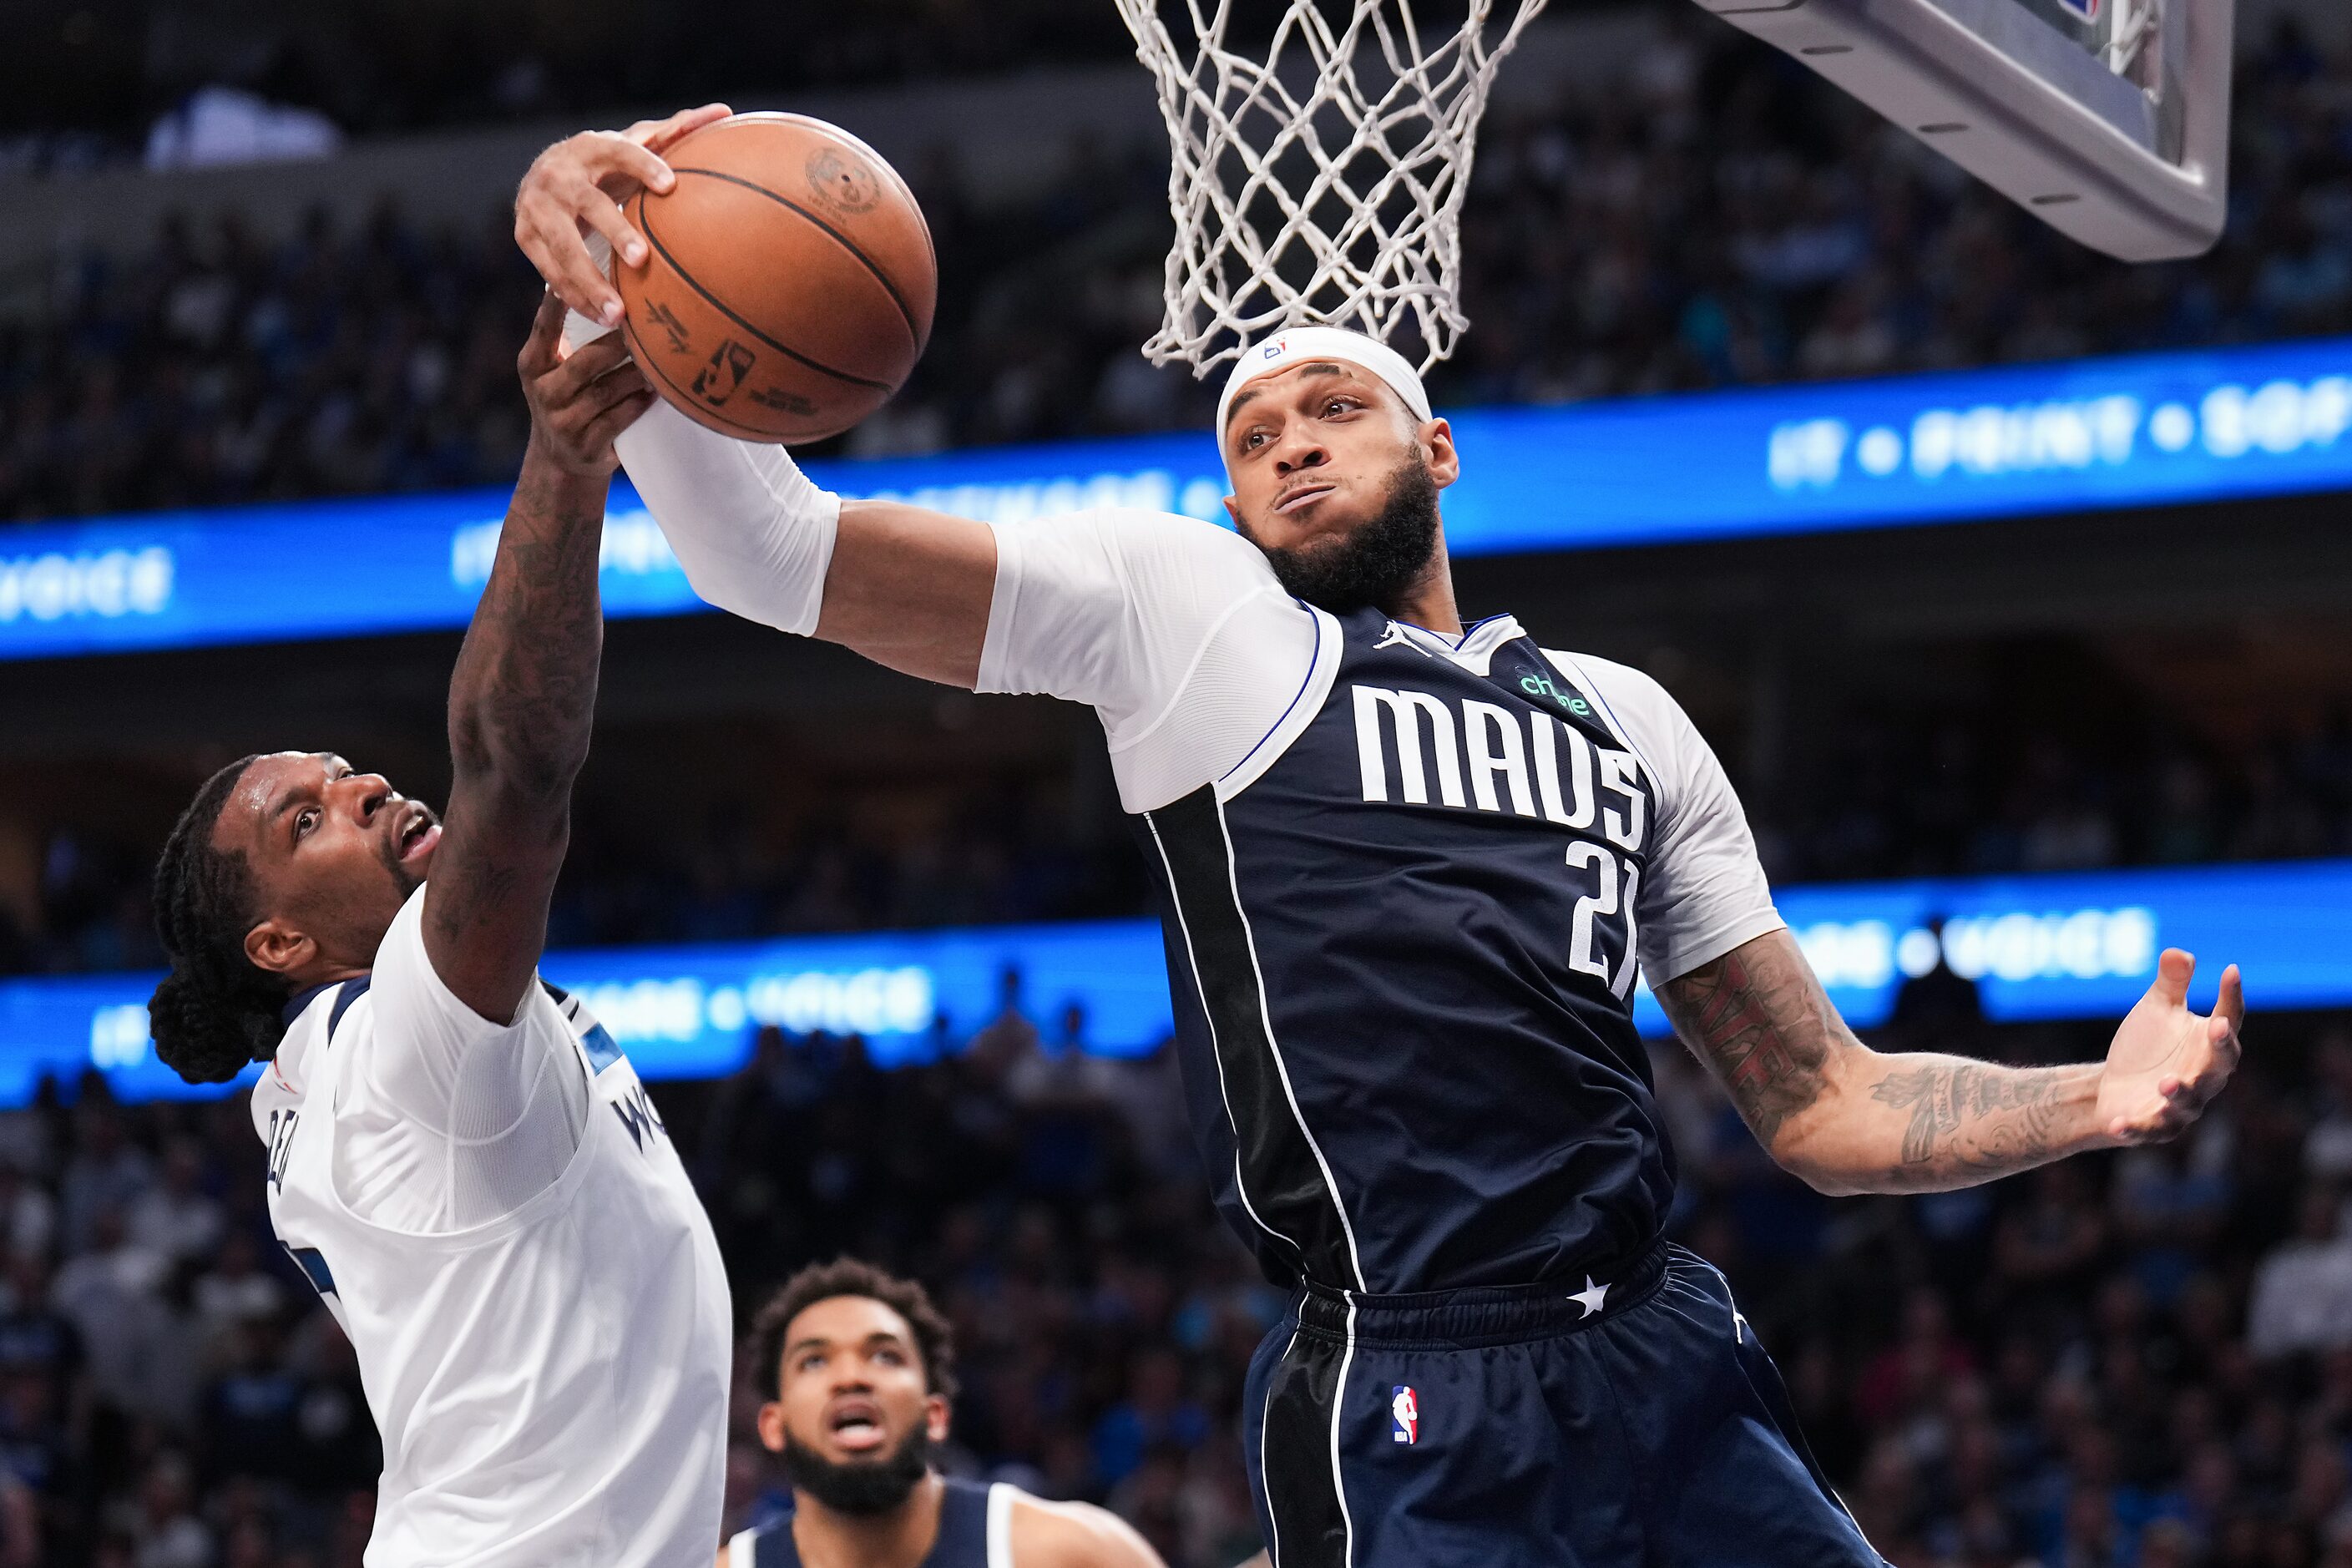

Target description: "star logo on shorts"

left=1571, top=1276, right=1608, bottom=1318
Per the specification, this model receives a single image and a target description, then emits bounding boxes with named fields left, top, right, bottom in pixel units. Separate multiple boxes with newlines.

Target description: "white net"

left=1115, top=0, right=1550, bottom=375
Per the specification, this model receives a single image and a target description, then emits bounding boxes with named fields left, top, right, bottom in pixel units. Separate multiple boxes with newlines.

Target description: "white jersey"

left=253, top=888, right=732, bottom=1567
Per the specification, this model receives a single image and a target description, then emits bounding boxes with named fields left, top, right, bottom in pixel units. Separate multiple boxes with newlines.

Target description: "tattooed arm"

left=1655, top=928, right=2246, bottom=1196
left=422, top=292, right=654, bottom=1022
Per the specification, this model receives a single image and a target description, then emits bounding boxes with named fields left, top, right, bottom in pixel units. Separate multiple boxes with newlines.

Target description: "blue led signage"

left=13, top=857, right=2339, bottom=1107
left=2, top=337, right=2349, bottom=661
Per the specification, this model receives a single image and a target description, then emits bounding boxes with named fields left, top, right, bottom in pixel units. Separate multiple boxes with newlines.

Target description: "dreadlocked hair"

left=149, top=756, right=285, bottom=1085
left=752, top=1258, right=959, bottom=1403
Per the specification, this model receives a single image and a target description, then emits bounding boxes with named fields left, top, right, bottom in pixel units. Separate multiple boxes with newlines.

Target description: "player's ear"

left=244, top=918, right=315, bottom=979
left=756, top=1400, right=788, bottom=1454
left=923, top=1392, right=951, bottom=1444
left=1421, top=418, right=1459, bottom=489
left=1222, top=493, right=1241, bottom=526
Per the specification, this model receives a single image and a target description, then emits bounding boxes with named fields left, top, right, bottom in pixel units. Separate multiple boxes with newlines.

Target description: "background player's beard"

left=1242, top=450, right=1442, bottom=615
left=781, top=1425, right=934, bottom=1516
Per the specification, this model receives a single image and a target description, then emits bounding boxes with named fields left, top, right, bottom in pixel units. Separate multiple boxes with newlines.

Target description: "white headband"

left=1216, top=327, right=1433, bottom=448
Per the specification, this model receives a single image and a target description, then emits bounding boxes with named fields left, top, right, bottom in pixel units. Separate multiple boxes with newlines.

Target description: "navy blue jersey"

left=726, top=1477, right=1004, bottom=1568
left=1137, top=608, right=1693, bottom=1294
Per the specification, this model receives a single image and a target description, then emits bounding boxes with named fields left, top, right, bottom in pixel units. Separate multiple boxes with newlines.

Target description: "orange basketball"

left=616, top=114, right=936, bottom=444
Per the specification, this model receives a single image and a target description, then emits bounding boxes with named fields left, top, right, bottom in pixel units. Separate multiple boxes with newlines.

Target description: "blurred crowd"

left=1759, top=701, right=2352, bottom=885
left=6, top=21, right=2352, bottom=519
left=0, top=971, right=2337, bottom=1565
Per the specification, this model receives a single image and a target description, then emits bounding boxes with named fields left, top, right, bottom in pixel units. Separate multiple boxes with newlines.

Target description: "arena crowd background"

left=0, top=1, right=2348, bottom=1564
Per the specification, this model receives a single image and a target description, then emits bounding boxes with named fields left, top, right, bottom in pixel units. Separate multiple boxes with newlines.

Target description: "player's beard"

left=781, top=1425, right=933, bottom=1517
left=1242, top=450, right=1442, bottom=615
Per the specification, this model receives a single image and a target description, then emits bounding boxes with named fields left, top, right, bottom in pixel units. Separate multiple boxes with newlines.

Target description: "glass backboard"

left=1689, top=0, right=2233, bottom=260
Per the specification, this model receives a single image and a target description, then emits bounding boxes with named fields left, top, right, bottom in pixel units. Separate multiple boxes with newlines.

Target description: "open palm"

left=2096, top=949, right=2246, bottom=1144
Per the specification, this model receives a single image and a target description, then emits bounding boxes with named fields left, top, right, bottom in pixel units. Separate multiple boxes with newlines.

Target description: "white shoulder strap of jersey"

left=726, top=1527, right=760, bottom=1568
left=986, top=1483, right=1015, bottom=1568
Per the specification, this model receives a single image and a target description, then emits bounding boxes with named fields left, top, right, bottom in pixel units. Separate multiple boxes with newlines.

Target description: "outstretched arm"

left=514, top=114, right=1314, bottom=816
left=518, top=115, right=999, bottom=687
left=1656, top=928, right=2245, bottom=1195
left=425, top=294, right=653, bottom=1020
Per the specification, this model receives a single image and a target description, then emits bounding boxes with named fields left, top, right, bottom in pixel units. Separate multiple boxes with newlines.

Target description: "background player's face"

left=210, top=752, right=442, bottom=984
left=760, top=1294, right=949, bottom=1466
left=1221, top=359, right=1459, bottom=558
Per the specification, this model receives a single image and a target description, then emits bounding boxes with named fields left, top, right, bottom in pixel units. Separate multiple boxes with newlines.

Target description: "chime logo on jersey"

left=1391, top=1386, right=1419, bottom=1444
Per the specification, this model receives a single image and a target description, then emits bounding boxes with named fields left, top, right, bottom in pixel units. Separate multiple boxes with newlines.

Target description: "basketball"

left=615, top=113, right=936, bottom=444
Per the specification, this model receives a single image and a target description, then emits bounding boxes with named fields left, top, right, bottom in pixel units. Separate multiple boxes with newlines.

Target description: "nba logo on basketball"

left=2055, top=0, right=2100, bottom=18
left=1391, top=1386, right=1419, bottom=1444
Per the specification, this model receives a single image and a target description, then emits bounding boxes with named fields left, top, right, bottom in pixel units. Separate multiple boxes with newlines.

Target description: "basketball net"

left=1115, top=0, right=1550, bottom=375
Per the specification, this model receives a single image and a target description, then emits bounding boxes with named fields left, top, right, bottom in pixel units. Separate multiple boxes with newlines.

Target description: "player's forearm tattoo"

left=1865, top=1063, right=2081, bottom=1183
left=447, top=463, right=604, bottom=788
left=432, top=461, right=604, bottom=945
left=1658, top=943, right=1834, bottom=1148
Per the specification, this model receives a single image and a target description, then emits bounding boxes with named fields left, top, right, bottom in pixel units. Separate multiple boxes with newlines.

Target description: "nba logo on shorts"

left=2055, top=0, right=2099, bottom=18
left=1391, top=1385, right=1419, bottom=1444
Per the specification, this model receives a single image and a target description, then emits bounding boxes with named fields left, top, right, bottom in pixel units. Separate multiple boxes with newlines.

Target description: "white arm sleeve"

left=610, top=352, right=1316, bottom=812
left=980, top=508, right=1319, bottom=812
left=615, top=397, right=842, bottom=636
left=1546, top=651, right=1784, bottom=984
left=333, top=890, right=589, bottom=1232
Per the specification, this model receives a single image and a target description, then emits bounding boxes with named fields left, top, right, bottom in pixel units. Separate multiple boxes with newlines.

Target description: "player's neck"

left=1378, top=545, right=1462, bottom=637
left=792, top=1472, right=945, bottom=1568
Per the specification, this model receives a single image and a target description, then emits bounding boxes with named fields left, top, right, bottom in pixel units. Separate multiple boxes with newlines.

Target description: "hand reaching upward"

left=2095, top=949, right=2245, bottom=1145
left=514, top=103, right=733, bottom=327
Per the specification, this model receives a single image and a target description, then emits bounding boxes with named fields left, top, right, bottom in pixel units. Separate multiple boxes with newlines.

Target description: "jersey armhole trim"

left=309, top=1012, right=608, bottom=1255
left=985, top=1483, right=1014, bottom=1568
left=1105, top=584, right=1297, bottom=761
left=1213, top=604, right=1342, bottom=803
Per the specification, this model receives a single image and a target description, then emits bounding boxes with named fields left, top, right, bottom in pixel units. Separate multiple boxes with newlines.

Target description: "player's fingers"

left=2215, top=964, right=2246, bottom=1039
left=2167, top=1067, right=2223, bottom=1113
left=589, top=136, right=677, bottom=200
left=518, top=196, right=622, bottom=324
left=2147, top=948, right=2194, bottom=1009
left=547, top=333, right=635, bottom=398
left=634, top=103, right=731, bottom=154
left=579, top=358, right=650, bottom=414
left=2121, top=1097, right=2196, bottom=1143
left=511, top=213, right=581, bottom=314
left=518, top=291, right=569, bottom=379
left=577, top=191, right=650, bottom=272
left=580, top=387, right=659, bottom=452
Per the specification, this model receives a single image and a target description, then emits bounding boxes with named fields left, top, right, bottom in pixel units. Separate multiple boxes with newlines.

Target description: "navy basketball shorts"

left=1242, top=1243, right=1889, bottom=1567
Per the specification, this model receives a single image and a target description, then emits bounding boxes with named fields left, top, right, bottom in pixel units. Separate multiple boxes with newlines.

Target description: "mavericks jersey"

left=1137, top=606, right=1760, bottom=1293
left=254, top=896, right=732, bottom=1567
left=726, top=1478, right=1011, bottom=1567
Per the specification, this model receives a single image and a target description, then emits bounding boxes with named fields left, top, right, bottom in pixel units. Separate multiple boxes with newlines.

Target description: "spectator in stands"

left=2248, top=1182, right=2352, bottom=1360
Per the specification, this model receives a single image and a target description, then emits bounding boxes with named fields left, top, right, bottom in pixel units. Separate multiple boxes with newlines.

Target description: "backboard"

left=1689, top=0, right=2234, bottom=261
